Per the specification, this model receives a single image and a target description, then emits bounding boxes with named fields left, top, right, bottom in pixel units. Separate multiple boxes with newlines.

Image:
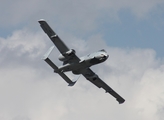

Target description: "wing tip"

left=68, top=81, right=76, bottom=86
left=38, top=19, right=46, bottom=24
left=117, top=98, right=125, bottom=104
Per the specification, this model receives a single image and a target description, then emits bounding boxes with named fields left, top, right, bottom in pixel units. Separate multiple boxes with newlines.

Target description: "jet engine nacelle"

left=58, top=49, right=76, bottom=61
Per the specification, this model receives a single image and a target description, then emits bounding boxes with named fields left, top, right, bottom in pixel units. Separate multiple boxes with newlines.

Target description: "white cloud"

left=0, top=29, right=164, bottom=120
left=134, top=66, right=164, bottom=120
left=104, top=47, right=164, bottom=120
left=0, top=29, right=47, bottom=59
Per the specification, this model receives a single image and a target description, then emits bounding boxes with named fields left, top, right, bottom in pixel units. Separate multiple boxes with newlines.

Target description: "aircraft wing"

left=38, top=19, right=69, bottom=53
left=38, top=19, right=80, bottom=63
left=82, top=68, right=125, bottom=104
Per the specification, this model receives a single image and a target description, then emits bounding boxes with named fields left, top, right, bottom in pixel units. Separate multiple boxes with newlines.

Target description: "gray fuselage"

left=58, top=50, right=109, bottom=74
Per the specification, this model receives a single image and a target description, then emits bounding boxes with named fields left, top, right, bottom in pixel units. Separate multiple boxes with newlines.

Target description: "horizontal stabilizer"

left=42, top=47, right=76, bottom=86
left=44, top=58, right=76, bottom=86
left=44, top=58, right=58, bottom=70
left=58, top=72, right=76, bottom=86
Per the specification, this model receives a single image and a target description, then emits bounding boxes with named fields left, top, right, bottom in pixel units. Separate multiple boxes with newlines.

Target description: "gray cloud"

left=0, top=29, right=164, bottom=120
left=1, top=0, right=164, bottom=33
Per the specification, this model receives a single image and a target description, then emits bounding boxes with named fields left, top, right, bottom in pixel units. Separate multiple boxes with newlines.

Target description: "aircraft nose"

left=95, top=53, right=109, bottom=61
left=103, top=54, right=109, bottom=60
left=99, top=53, right=109, bottom=60
left=103, top=52, right=109, bottom=58
left=106, top=54, right=109, bottom=58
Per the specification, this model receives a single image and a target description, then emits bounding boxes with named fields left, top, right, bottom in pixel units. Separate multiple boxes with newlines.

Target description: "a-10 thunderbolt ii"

left=38, top=19, right=125, bottom=104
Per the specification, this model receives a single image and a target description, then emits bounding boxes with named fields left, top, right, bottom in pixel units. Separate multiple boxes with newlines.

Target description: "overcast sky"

left=0, top=0, right=164, bottom=120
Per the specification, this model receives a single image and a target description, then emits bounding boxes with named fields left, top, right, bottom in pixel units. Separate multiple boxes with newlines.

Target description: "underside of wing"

left=82, top=68, right=125, bottom=104
left=38, top=19, right=80, bottom=63
left=38, top=19, right=69, bottom=53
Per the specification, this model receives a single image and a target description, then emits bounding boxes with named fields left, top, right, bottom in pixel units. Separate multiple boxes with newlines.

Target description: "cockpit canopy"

left=99, top=49, right=107, bottom=52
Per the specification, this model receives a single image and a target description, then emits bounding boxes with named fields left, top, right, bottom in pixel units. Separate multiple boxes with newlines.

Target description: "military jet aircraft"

left=38, top=19, right=125, bottom=104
